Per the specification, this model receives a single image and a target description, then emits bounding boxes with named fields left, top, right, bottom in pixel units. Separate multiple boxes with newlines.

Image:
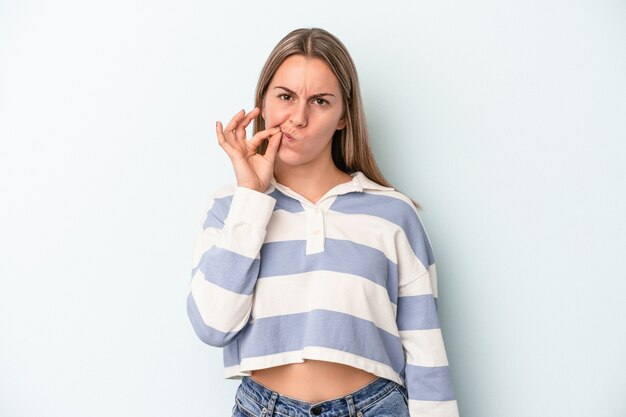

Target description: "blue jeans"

left=232, top=375, right=410, bottom=417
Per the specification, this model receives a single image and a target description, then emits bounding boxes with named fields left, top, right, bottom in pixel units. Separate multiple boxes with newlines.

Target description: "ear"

left=336, top=116, right=346, bottom=130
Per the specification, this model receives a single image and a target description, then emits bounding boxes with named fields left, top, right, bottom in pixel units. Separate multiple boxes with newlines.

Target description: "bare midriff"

left=250, top=359, right=377, bottom=403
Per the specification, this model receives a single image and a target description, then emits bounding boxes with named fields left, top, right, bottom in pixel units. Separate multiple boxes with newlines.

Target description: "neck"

left=274, top=159, right=352, bottom=204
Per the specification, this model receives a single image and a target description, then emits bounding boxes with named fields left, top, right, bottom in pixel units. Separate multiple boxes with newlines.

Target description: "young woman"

left=187, top=28, right=460, bottom=417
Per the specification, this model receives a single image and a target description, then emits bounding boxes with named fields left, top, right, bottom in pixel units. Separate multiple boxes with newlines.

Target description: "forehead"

left=270, top=55, right=341, bottom=93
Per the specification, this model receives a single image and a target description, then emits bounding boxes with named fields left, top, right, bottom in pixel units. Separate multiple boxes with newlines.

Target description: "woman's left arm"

left=396, top=208, right=460, bottom=417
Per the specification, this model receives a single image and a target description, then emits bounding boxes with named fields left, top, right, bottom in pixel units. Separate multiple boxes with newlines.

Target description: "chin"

left=276, top=157, right=306, bottom=168
left=276, top=150, right=308, bottom=167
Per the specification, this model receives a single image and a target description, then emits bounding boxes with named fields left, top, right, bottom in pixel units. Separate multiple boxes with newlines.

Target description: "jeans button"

left=311, top=405, right=322, bottom=415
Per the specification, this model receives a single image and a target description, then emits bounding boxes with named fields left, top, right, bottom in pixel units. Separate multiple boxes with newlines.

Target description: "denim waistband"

left=236, top=375, right=402, bottom=417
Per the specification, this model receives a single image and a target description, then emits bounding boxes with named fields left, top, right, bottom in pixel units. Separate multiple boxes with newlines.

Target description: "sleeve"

left=395, top=209, right=460, bottom=417
left=186, top=186, right=276, bottom=347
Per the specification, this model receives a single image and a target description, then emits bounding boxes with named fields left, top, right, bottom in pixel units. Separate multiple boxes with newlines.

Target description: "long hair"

left=253, top=28, right=421, bottom=209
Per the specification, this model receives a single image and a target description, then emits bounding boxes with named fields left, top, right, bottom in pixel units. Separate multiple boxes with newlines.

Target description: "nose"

left=289, top=102, right=308, bottom=128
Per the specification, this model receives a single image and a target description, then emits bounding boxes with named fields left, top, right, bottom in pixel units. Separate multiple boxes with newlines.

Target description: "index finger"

left=249, top=126, right=281, bottom=147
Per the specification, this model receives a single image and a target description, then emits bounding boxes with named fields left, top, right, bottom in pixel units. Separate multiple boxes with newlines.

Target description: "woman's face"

left=262, top=55, right=346, bottom=169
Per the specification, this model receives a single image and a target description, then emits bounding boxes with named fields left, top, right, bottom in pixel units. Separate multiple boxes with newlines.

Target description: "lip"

left=282, top=132, right=297, bottom=142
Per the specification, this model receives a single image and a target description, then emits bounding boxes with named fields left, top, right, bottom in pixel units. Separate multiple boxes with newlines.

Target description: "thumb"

left=264, top=131, right=282, bottom=160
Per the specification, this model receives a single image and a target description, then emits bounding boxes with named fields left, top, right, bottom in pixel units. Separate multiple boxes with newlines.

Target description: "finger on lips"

left=265, top=131, right=282, bottom=155
left=250, top=126, right=280, bottom=146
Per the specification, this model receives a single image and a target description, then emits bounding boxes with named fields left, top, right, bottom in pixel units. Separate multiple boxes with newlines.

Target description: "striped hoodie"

left=187, top=171, right=460, bottom=417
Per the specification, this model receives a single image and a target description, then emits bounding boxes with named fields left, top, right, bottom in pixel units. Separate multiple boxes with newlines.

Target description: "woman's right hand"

left=216, top=107, right=283, bottom=192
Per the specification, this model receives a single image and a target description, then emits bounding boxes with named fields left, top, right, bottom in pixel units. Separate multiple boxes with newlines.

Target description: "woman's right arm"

left=186, top=185, right=275, bottom=347
left=186, top=108, right=283, bottom=347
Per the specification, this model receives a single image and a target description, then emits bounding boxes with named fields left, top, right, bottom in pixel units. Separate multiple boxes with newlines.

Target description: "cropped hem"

left=223, top=346, right=404, bottom=387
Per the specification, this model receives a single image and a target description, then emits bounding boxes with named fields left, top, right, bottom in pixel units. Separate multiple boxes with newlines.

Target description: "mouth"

left=282, top=132, right=297, bottom=143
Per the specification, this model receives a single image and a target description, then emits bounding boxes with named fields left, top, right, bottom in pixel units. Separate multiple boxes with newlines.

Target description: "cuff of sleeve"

left=224, top=186, right=276, bottom=231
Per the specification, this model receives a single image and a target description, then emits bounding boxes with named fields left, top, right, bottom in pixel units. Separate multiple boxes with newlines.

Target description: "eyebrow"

left=273, top=86, right=336, bottom=100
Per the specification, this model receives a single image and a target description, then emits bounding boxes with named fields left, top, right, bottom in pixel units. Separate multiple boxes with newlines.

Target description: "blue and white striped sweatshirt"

left=187, top=171, right=460, bottom=417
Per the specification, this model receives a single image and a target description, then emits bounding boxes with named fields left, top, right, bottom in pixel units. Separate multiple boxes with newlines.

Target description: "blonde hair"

left=253, top=27, right=421, bottom=209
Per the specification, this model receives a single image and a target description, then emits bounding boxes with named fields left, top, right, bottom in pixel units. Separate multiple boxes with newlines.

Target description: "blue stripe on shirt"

left=404, top=364, right=456, bottom=401
left=268, top=189, right=305, bottom=213
left=259, top=239, right=399, bottom=302
left=396, top=294, right=440, bottom=330
left=203, top=195, right=232, bottom=229
left=226, top=310, right=405, bottom=373
left=330, top=193, right=434, bottom=269
left=195, top=246, right=259, bottom=295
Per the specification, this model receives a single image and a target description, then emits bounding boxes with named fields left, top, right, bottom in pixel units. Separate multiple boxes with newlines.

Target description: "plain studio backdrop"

left=1, top=0, right=625, bottom=416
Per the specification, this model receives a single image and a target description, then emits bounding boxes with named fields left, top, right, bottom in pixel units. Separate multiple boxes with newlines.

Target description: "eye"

left=278, top=94, right=293, bottom=101
left=313, top=98, right=329, bottom=106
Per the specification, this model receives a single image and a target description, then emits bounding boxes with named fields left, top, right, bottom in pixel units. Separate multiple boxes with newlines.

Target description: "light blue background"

left=1, top=1, right=625, bottom=416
